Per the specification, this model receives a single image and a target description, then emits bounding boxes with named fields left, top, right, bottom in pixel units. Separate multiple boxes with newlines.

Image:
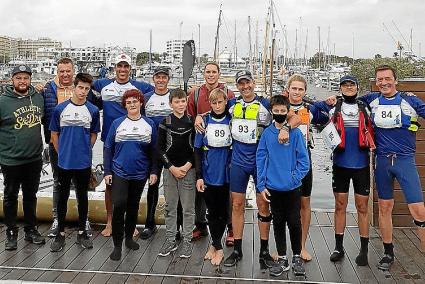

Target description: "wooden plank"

left=316, top=211, right=332, bottom=226
left=346, top=227, right=395, bottom=283
left=373, top=202, right=410, bottom=215
left=235, top=223, right=254, bottom=279
left=368, top=229, right=409, bottom=283
left=54, top=271, right=78, bottom=283
left=321, top=226, right=360, bottom=283
left=393, top=229, right=425, bottom=282
left=126, top=274, right=145, bottom=284
left=373, top=189, right=425, bottom=202
left=180, top=234, right=210, bottom=282
left=335, top=225, right=377, bottom=284
left=132, top=226, right=167, bottom=282
left=308, top=213, right=340, bottom=282
left=390, top=228, right=425, bottom=283
left=0, top=224, right=50, bottom=280
left=89, top=273, right=112, bottom=284
left=70, top=272, right=95, bottom=284
left=106, top=274, right=129, bottom=284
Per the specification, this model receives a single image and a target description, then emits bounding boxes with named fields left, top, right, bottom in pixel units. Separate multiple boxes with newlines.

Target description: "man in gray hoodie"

left=0, top=65, right=46, bottom=250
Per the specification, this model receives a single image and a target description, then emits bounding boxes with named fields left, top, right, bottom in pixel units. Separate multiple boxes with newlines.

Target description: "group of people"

left=1, top=53, right=425, bottom=278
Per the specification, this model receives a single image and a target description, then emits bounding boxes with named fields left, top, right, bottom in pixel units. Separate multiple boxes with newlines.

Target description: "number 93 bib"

left=374, top=105, right=402, bottom=128
left=231, top=118, right=257, bottom=144
left=206, top=123, right=232, bottom=147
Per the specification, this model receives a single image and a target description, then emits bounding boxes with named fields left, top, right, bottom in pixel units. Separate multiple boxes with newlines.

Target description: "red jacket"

left=187, top=83, right=235, bottom=117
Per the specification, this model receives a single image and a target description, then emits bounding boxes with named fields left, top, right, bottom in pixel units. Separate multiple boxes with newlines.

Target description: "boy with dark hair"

left=256, top=95, right=310, bottom=277
left=49, top=73, right=100, bottom=252
left=157, top=88, right=196, bottom=258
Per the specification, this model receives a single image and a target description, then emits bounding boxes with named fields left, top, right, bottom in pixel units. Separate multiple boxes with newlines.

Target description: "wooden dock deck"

left=0, top=210, right=424, bottom=283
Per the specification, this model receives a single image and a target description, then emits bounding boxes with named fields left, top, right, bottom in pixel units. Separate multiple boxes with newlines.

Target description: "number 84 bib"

left=374, top=105, right=402, bottom=128
left=206, top=123, right=232, bottom=147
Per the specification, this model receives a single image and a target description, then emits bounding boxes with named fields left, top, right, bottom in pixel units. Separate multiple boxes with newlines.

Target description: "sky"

left=1, top=0, right=424, bottom=59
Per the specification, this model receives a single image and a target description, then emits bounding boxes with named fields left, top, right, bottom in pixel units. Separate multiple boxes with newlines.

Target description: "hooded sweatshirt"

left=0, top=85, right=44, bottom=166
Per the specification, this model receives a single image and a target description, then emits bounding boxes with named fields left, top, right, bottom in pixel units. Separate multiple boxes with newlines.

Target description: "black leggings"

left=57, top=167, right=91, bottom=233
left=269, top=188, right=302, bottom=256
left=111, top=174, right=147, bottom=247
left=204, top=184, right=230, bottom=250
left=1, top=159, right=42, bottom=232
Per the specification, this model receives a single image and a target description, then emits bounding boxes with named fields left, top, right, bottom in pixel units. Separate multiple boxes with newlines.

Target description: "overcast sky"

left=1, top=0, right=424, bottom=59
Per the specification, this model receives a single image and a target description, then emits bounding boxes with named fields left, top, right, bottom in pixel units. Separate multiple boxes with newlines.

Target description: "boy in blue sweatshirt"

left=256, top=95, right=310, bottom=277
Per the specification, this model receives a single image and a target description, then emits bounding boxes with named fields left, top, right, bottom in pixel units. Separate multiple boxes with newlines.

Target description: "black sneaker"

left=140, top=226, right=157, bottom=240
left=48, top=218, right=59, bottom=238
left=259, top=250, right=275, bottom=268
left=223, top=250, right=243, bottom=267
left=50, top=234, right=66, bottom=252
left=377, top=254, right=394, bottom=271
left=24, top=228, right=45, bottom=245
left=5, top=230, right=18, bottom=251
left=269, top=256, right=290, bottom=277
left=76, top=231, right=93, bottom=249
left=330, top=249, right=345, bottom=262
left=292, top=255, right=306, bottom=276
left=355, top=251, right=368, bottom=266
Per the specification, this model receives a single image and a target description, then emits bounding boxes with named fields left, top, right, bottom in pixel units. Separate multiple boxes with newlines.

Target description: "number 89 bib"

left=374, top=105, right=402, bottom=128
left=231, top=118, right=257, bottom=144
left=206, top=123, right=232, bottom=147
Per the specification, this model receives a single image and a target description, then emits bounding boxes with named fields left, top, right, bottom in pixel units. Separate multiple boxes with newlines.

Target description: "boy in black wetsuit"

left=157, top=89, right=196, bottom=258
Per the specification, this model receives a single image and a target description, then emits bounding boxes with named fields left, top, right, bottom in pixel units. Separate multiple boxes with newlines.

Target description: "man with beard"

left=0, top=65, right=45, bottom=250
left=89, top=54, right=154, bottom=236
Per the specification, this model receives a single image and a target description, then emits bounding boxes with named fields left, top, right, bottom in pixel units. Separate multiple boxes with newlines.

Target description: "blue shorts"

left=230, top=164, right=258, bottom=194
left=375, top=155, right=423, bottom=204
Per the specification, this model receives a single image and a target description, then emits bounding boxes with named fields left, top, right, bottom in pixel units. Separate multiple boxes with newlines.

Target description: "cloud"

left=0, top=0, right=423, bottom=59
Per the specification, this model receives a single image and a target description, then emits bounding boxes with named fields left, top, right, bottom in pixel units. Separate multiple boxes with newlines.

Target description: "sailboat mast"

left=262, top=0, right=272, bottom=95
left=149, top=29, right=152, bottom=71
left=248, top=16, right=253, bottom=73
left=213, top=5, right=222, bottom=62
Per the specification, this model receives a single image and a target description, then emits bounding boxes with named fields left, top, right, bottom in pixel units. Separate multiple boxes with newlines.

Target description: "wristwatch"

left=281, top=123, right=291, bottom=132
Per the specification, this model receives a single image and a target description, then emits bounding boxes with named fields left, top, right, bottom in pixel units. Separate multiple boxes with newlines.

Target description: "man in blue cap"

left=312, top=74, right=374, bottom=266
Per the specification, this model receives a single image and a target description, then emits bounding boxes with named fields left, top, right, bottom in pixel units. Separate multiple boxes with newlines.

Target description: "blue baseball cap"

left=339, top=75, right=358, bottom=86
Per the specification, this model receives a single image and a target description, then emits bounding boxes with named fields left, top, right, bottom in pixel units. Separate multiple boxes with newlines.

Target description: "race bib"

left=320, top=122, right=342, bottom=151
left=374, top=105, right=402, bottom=128
left=231, top=119, right=257, bottom=144
left=206, top=123, right=232, bottom=147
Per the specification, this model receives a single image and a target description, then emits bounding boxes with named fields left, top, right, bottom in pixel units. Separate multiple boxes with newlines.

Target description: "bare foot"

left=301, top=249, right=312, bottom=262
left=204, top=246, right=216, bottom=260
left=101, top=224, right=112, bottom=237
left=211, top=249, right=224, bottom=266
left=133, top=228, right=139, bottom=237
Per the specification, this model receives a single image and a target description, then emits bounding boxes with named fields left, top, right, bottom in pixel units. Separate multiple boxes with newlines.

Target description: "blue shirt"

left=194, top=114, right=232, bottom=186
left=104, top=115, right=157, bottom=180
left=228, top=95, right=272, bottom=169
left=90, top=78, right=154, bottom=142
left=359, top=92, right=425, bottom=156
left=49, top=100, right=100, bottom=170
left=313, top=101, right=370, bottom=168
left=256, top=125, right=310, bottom=192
